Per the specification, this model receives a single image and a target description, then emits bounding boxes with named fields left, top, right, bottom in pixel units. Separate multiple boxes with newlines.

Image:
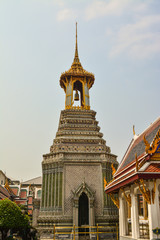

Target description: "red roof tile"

left=144, top=163, right=160, bottom=173
left=116, top=118, right=160, bottom=175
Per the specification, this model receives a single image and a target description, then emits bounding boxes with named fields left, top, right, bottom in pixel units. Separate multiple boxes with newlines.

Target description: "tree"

left=0, top=199, right=29, bottom=240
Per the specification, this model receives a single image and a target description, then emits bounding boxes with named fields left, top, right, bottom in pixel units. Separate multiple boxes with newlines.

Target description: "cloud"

left=85, top=0, right=131, bottom=20
left=56, top=8, right=76, bottom=22
left=108, top=15, right=160, bottom=59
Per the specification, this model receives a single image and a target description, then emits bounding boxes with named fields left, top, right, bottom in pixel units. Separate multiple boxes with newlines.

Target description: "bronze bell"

left=74, top=90, right=79, bottom=101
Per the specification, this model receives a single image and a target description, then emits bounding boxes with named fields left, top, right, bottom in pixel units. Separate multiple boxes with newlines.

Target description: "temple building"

left=0, top=175, right=42, bottom=220
left=105, top=117, right=160, bottom=240
left=37, top=24, right=118, bottom=238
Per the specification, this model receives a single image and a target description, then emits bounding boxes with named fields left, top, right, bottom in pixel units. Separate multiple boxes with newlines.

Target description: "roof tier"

left=105, top=117, right=160, bottom=194
left=60, top=23, right=95, bottom=91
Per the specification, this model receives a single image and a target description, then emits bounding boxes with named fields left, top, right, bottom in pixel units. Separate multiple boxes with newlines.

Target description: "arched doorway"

left=78, top=192, right=89, bottom=236
left=73, top=182, right=95, bottom=229
left=73, top=80, right=84, bottom=107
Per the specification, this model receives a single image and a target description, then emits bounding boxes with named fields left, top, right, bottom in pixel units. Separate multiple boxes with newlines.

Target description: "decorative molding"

left=72, top=181, right=94, bottom=208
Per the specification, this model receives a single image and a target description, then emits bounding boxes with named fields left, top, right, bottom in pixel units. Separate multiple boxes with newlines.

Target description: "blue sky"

left=0, top=0, right=160, bottom=181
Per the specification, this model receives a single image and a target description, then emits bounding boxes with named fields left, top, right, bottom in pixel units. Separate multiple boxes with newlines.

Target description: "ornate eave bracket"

left=136, top=179, right=155, bottom=204
left=120, top=188, right=131, bottom=207
left=104, top=177, right=119, bottom=208
left=109, top=193, right=119, bottom=209
left=152, top=179, right=156, bottom=204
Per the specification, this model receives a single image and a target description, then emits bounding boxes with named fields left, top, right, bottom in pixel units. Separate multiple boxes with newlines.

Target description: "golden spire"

left=73, top=22, right=80, bottom=64
left=60, top=23, right=95, bottom=94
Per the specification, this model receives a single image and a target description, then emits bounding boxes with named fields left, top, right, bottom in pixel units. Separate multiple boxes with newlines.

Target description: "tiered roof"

left=46, top=109, right=112, bottom=158
left=105, top=117, right=160, bottom=194
left=60, top=23, right=95, bottom=92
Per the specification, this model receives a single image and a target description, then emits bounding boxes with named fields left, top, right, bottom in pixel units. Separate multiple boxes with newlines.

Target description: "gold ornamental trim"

left=143, top=129, right=160, bottom=154
left=120, top=188, right=131, bottom=207
left=109, top=193, right=120, bottom=209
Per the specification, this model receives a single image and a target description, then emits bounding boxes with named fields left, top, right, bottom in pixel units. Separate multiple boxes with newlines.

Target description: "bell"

left=74, top=90, right=79, bottom=101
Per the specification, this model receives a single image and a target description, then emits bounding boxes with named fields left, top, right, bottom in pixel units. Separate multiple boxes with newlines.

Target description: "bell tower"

left=60, top=23, right=94, bottom=110
left=38, top=23, right=118, bottom=239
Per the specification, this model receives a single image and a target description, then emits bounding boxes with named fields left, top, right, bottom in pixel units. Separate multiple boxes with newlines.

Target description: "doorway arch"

left=78, top=192, right=89, bottom=227
left=73, top=181, right=95, bottom=228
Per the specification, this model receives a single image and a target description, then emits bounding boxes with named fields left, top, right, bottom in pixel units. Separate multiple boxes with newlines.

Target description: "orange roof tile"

left=144, top=163, right=160, bottom=173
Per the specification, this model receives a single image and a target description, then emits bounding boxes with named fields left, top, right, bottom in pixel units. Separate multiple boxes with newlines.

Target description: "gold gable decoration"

left=143, top=129, right=160, bottom=154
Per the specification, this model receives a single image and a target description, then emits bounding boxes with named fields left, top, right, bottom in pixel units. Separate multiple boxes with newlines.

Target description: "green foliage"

left=18, top=204, right=28, bottom=215
left=0, top=199, right=29, bottom=229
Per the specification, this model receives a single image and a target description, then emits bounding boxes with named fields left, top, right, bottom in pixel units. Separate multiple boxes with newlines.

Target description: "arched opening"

left=37, top=189, right=42, bottom=199
left=73, top=81, right=84, bottom=107
left=78, top=192, right=89, bottom=235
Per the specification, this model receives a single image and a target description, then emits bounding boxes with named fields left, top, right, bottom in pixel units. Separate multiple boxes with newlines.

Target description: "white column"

left=119, top=194, right=127, bottom=236
left=119, top=194, right=123, bottom=236
left=131, top=187, right=139, bottom=239
left=148, top=181, right=160, bottom=240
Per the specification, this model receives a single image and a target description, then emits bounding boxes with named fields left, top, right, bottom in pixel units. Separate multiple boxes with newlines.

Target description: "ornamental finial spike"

left=133, top=125, right=135, bottom=136
left=73, top=22, right=80, bottom=64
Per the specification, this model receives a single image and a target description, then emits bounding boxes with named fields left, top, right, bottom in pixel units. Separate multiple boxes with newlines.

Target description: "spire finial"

left=73, top=22, right=80, bottom=63
left=133, top=125, right=135, bottom=136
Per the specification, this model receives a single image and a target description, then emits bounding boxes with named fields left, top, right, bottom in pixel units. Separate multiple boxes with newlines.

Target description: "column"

left=143, top=199, right=147, bottom=220
left=73, top=198, right=78, bottom=226
left=89, top=199, right=95, bottom=226
left=44, top=172, right=48, bottom=208
left=59, top=172, right=62, bottom=208
left=41, top=173, right=46, bottom=208
left=54, top=170, right=57, bottom=207
left=131, top=187, right=139, bottom=239
left=48, top=173, right=52, bottom=208
left=119, top=194, right=127, bottom=236
left=51, top=172, right=53, bottom=208
left=52, top=172, right=55, bottom=208
left=148, top=181, right=160, bottom=240
left=56, top=171, right=58, bottom=207
left=46, top=172, right=49, bottom=209
left=57, top=171, right=60, bottom=207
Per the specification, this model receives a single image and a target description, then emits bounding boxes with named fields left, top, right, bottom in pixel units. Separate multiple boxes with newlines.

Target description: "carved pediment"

left=72, top=181, right=94, bottom=207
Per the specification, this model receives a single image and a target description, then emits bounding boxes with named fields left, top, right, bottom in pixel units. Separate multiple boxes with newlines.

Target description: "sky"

left=0, top=0, right=160, bottom=181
